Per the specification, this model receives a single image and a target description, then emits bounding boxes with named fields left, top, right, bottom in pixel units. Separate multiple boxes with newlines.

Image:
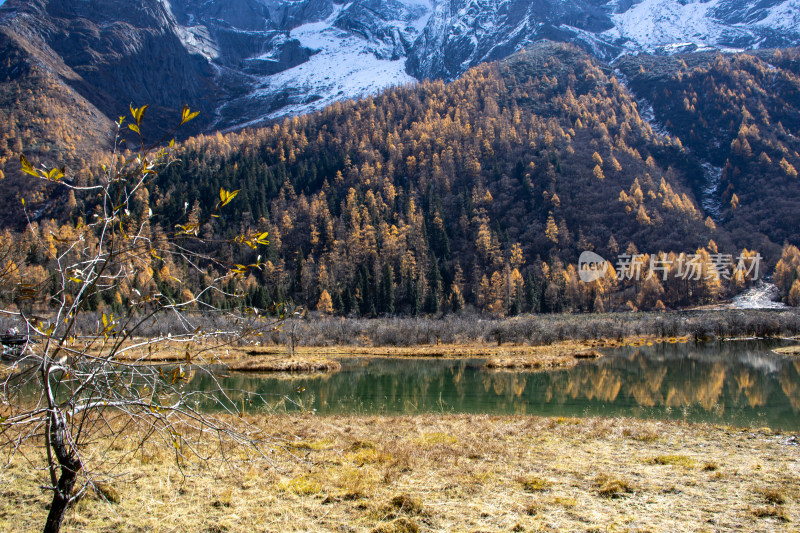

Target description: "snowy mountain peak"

left=606, top=0, right=800, bottom=55
left=2, top=0, right=799, bottom=131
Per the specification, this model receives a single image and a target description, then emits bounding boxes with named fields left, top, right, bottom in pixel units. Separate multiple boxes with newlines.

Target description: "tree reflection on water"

left=190, top=340, right=800, bottom=429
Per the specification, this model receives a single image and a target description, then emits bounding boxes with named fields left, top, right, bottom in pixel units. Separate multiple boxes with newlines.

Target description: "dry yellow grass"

left=122, top=336, right=647, bottom=360
left=75, top=337, right=626, bottom=374
left=52, top=335, right=693, bottom=376
left=78, top=339, right=345, bottom=372
left=486, top=348, right=603, bottom=370
left=2, top=415, right=798, bottom=532
left=227, top=355, right=342, bottom=372
left=775, top=345, right=800, bottom=356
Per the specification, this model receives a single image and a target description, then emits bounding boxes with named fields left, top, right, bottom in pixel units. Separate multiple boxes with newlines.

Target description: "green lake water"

left=188, top=339, right=800, bottom=430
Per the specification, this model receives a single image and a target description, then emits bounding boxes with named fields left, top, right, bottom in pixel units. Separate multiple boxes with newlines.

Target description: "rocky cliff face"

left=406, top=0, right=616, bottom=80
left=407, top=0, right=800, bottom=80
left=2, top=0, right=220, bottom=139
left=1, top=0, right=799, bottom=134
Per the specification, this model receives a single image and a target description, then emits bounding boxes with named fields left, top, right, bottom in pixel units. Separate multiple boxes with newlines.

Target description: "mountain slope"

left=1, top=0, right=223, bottom=137
left=605, top=0, right=800, bottom=55
left=616, top=48, right=800, bottom=256
left=7, top=41, right=797, bottom=314
left=1, top=0, right=800, bottom=141
left=141, top=42, right=726, bottom=314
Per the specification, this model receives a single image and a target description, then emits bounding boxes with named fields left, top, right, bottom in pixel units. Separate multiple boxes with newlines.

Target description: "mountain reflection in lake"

left=190, top=340, right=800, bottom=429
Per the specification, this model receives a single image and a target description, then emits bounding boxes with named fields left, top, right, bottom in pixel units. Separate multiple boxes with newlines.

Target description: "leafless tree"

left=0, top=106, right=282, bottom=532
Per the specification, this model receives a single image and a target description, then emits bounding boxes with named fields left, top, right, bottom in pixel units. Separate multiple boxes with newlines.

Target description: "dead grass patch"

left=649, top=454, right=697, bottom=468
left=2, top=414, right=798, bottom=532
left=370, top=517, right=419, bottom=533
left=595, top=473, right=636, bottom=498
left=280, top=475, right=323, bottom=496
left=622, top=426, right=660, bottom=442
left=486, top=358, right=546, bottom=370
left=517, top=475, right=551, bottom=492
left=525, top=502, right=544, bottom=515
left=552, top=495, right=579, bottom=508
left=93, top=483, right=120, bottom=505
left=389, top=493, right=424, bottom=515
left=349, top=439, right=377, bottom=451
left=752, top=505, right=791, bottom=521
left=761, top=487, right=788, bottom=505
left=572, top=349, right=603, bottom=359
left=412, top=431, right=457, bottom=446
left=228, top=356, right=341, bottom=373
left=774, top=345, right=800, bottom=356
left=333, top=466, right=377, bottom=498
left=485, top=345, right=604, bottom=371
left=288, top=438, right=332, bottom=451
left=348, top=446, right=392, bottom=466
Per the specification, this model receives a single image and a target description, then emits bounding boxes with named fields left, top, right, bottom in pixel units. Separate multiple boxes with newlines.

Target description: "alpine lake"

left=188, top=339, right=800, bottom=430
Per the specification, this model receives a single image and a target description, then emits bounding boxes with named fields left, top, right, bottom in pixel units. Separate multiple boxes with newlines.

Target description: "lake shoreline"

left=223, top=340, right=617, bottom=373
left=118, top=336, right=693, bottom=372
left=89, top=332, right=800, bottom=380
left=136, top=333, right=796, bottom=374
left=775, top=344, right=800, bottom=356
left=4, top=414, right=797, bottom=532
left=105, top=308, right=800, bottom=372
left=6, top=309, right=799, bottom=373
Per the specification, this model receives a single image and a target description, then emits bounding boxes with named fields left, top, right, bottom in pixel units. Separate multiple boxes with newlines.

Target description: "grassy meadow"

left=1, top=415, right=797, bottom=532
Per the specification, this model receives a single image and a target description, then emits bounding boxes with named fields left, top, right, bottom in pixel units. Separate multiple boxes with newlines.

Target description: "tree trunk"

left=43, top=456, right=81, bottom=533
left=289, top=319, right=296, bottom=359
left=43, top=411, right=82, bottom=533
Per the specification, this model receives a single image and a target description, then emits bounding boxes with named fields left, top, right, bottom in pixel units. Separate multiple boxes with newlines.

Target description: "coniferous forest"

left=3, top=43, right=800, bottom=316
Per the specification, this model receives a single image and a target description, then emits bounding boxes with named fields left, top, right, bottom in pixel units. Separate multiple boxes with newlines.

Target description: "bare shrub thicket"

left=260, top=310, right=800, bottom=348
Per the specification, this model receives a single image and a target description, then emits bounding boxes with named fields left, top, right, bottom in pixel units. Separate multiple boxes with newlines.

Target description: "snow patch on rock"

left=731, top=282, right=787, bottom=310
left=607, top=0, right=756, bottom=52
left=755, top=0, right=800, bottom=34
left=700, top=162, right=724, bottom=221
left=250, top=3, right=420, bottom=122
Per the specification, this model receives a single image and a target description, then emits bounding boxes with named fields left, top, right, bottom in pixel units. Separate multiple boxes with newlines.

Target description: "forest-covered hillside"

left=5, top=43, right=800, bottom=315
left=617, top=48, right=800, bottom=255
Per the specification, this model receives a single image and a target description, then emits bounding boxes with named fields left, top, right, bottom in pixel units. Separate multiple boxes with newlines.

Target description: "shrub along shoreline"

left=2, top=310, right=797, bottom=373
left=272, top=309, right=800, bottom=348
left=86, top=308, right=799, bottom=349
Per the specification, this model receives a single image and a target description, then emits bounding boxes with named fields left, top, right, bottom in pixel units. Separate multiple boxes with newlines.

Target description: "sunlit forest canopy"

left=5, top=43, right=800, bottom=315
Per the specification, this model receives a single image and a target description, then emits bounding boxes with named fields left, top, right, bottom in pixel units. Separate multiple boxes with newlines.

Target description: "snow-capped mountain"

left=212, top=0, right=430, bottom=128
left=1, top=0, right=799, bottom=132
left=408, top=0, right=800, bottom=79
left=606, top=0, right=800, bottom=55
left=407, top=0, right=617, bottom=79
left=164, top=0, right=435, bottom=128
